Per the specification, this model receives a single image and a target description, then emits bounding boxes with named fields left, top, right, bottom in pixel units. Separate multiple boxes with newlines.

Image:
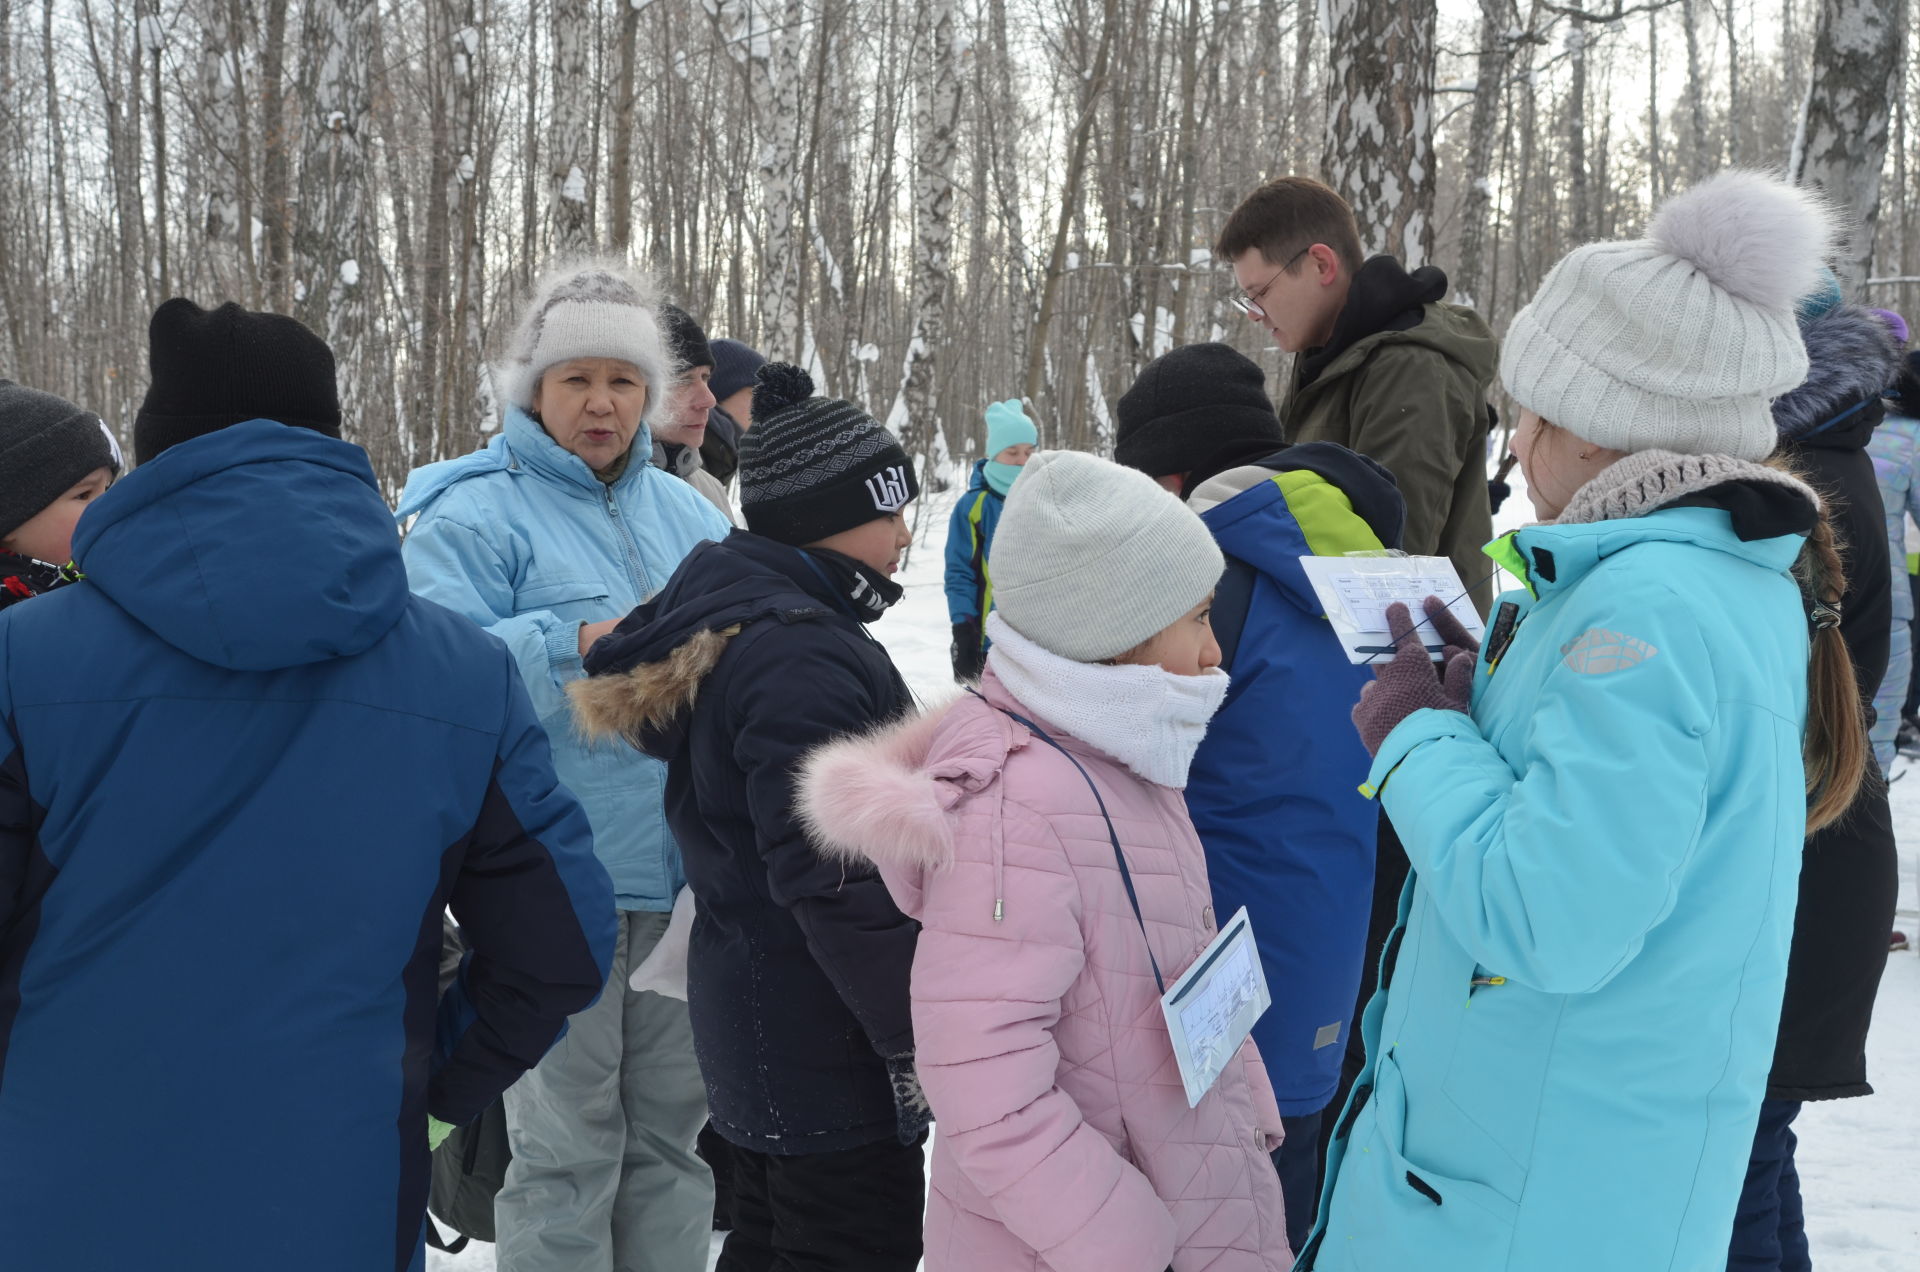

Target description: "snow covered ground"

left=430, top=466, right=1920, bottom=1270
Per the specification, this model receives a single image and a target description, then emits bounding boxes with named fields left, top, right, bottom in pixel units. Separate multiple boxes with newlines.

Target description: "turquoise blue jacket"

left=396, top=408, right=730, bottom=911
left=1305, top=500, right=1811, bottom=1272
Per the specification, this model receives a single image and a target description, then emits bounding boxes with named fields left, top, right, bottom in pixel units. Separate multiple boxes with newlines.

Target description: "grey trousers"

left=496, top=909, right=714, bottom=1272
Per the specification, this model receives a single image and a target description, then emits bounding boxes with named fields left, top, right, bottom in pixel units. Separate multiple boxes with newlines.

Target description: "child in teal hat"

left=944, top=399, right=1038, bottom=680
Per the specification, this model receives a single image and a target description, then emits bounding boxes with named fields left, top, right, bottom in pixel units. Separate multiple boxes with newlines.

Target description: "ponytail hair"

left=1791, top=506, right=1871, bottom=833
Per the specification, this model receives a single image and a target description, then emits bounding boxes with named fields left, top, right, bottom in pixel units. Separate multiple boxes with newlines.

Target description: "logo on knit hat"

left=865, top=465, right=912, bottom=512
left=1561, top=628, right=1659, bottom=674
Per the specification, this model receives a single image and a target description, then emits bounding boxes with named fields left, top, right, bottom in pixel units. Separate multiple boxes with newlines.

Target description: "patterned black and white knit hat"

left=502, top=258, right=672, bottom=418
left=738, top=364, right=918, bottom=546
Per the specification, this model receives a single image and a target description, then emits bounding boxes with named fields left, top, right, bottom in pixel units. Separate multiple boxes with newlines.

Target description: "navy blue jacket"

left=1185, top=443, right=1404, bottom=1115
left=0, top=422, right=616, bottom=1272
left=577, top=531, right=918, bottom=1154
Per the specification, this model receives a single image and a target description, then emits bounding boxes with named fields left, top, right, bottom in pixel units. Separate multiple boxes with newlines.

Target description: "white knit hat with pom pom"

left=1500, top=170, right=1833, bottom=462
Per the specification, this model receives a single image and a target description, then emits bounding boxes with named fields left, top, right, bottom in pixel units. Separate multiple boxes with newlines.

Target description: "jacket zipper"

left=604, top=483, right=653, bottom=599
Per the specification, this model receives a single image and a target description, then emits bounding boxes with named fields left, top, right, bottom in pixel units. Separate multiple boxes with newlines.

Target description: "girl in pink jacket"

left=800, top=451, right=1291, bottom=1272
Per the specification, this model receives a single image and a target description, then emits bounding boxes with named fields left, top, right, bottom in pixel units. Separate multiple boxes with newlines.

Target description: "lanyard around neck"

left=969, top=688, right=1166, bottom=995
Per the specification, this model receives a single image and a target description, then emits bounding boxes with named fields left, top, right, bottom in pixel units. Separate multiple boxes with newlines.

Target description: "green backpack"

left=425, top=919, right=514, bottom=1253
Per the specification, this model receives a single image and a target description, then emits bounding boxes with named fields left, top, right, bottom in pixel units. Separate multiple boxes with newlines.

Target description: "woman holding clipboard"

left=1309, top=171, right=1869, bottom=1272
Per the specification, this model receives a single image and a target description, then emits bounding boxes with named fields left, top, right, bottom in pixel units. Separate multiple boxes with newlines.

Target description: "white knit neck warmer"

left=1554, top=449, right=1821, bottom=528
left=984, top=613, right=1229, bottom=789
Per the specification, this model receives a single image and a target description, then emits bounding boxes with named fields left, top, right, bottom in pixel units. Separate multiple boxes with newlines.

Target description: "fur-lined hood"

left=796, top=688, right=1038, bottom=916
left=569, top=624, right=739, bottom=754
left=1773, top=304, right=1901, bottom=443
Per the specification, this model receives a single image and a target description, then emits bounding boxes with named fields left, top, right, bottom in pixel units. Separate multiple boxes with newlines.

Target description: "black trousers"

left=715, top=1134, right=926, bottom=1272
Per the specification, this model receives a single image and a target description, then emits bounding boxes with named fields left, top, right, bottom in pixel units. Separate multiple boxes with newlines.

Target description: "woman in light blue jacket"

left=1303, top=172, right=1870, bottom=1272
left=397, top=259, right=728, bottom=1272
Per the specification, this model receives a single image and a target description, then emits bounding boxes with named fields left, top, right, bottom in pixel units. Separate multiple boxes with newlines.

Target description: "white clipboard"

left=1161, top=907, right=1270, bottom=1108
left=1298, top=554, right=1485, bottom=664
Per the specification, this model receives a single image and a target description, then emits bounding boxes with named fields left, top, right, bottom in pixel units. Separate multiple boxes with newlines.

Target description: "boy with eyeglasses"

left=1217, top=176, right=1497, bottom=614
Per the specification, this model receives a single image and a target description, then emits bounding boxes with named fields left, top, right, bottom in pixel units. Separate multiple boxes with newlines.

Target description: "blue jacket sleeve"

left=945, top=493, right=982, bottom=624
left=430, top=649, right=618, bottom=1125
left=1367, top=584, right=1718, bottom=996
left=731, top=628, right=918, bottom=1057
left=401, top=511, right=585, bottom=723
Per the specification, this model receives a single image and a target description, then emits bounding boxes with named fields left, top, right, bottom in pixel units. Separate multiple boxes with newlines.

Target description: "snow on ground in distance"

left=431, top=461, right=1920, bottom=1270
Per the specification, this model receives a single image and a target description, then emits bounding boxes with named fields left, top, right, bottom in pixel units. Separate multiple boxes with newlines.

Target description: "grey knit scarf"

left=1554, top=450, right=1821, bottom=528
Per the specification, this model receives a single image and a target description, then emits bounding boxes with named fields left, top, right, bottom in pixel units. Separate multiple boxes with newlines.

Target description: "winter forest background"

left=0, top=0, right=1913, bottom=497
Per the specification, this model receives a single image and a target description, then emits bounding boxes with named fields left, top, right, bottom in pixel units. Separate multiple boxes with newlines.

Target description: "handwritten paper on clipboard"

left=1298, top=555, right=1486, bottom=664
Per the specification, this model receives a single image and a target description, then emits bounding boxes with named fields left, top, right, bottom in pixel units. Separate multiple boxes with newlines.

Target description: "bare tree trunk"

left=1024, top=0, right=1118, bottom=405
left=1791, top=0, right=1904, bottom=290
left=549, top=0, right=593, bottom=252
left=756, top=0, right=810, bottom=360
left=1321, top=0, right=1439, bottom=265
left=199, top=0, right=246, bottom=291
left=889, top=0, right=961, bottom=467
left=42, top=0, right=75, bottom=288
left=295, top=0, right=374, bottom=406
left=1724, top=0, right=1742, bottom=163
left=1681, top=0, right=1711, bottom=178
left=608, top=0, right=640, bottom=251
left=1565, top=22, right=1591, bottom=244
left=1647, top=5, right=1663, bottom=199
left=142, top=0, right=169, bottom=298
left=1456, top=0, right=1511, bottom=310
left=259, top=0, right=292, bottom=305
left=1291, top=0, right=1316, bottom=172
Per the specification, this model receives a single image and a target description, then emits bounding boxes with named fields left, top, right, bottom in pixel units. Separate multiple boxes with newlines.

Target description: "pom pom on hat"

left=751, top=363, right=817, bottom=425
left=1646, top=171, right=1833, bottom=312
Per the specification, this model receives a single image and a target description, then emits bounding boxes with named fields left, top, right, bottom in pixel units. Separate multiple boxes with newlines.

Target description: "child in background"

left=946, top=398, right=1038, bottom=681
left=802, top=450, right=1292, bottom=1272
left=0, top=380, right=119, bottom=611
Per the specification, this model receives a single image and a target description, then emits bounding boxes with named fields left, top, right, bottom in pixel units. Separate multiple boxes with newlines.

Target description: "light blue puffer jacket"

left=1305, top=491, right=1813, bottom=1272
left=396, top=407, right=730, bottom=910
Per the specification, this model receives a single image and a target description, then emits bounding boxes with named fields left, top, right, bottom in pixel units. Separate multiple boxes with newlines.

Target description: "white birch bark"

left=888, top=0, right=962, bottom=467
left=1791, top=0, right=1905, bottom=290
left=295, top=0, right=374, bottom=398
left=1321, top=0, right=1438, bottom=266
left=548, top=0, right=593, bottom=252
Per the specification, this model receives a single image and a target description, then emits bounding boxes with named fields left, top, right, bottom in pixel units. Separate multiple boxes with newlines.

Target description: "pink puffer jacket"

left=798, top=673, right=1290, bottom=1272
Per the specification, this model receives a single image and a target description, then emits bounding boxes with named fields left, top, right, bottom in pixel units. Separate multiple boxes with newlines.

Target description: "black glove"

left=951, top=619, right=985, bottom=682
left=885, top=1052, right=933, bottom=1145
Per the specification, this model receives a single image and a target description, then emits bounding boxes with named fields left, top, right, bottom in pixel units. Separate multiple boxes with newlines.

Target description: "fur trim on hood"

left=797, top=694, right=1019, bottom=882
left=1774, top=304, right=1902, bottom=440
left=568, top=625, right=739, bottom=747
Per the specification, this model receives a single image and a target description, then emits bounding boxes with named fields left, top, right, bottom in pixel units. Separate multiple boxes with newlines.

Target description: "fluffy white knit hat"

left=989, top=450, right=1225, bottom=662
left=1500, top=170, right=1833, bottom=462
left=502, top=257, right=672, bottom=418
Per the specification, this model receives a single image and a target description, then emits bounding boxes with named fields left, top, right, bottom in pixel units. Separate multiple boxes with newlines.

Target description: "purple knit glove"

left=1351, top=601, right=1478, bottom=756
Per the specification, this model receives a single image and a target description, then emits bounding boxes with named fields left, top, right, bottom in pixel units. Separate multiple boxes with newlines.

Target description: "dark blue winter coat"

left=574, top=530, right=918, bottom=1155
left=0, top=422, right=616, bottom=1272
left=1184, top=443, right=1405, bottom=1115
left=944, top=460, right=1005, bottom=625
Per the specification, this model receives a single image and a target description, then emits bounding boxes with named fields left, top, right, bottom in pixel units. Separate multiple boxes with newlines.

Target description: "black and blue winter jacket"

left=0, top=421, right=616, bottom=1272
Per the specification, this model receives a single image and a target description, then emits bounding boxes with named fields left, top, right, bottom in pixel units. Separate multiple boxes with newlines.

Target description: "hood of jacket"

left=71, top=420, right=409, bottom=671
left=1187, top=441, right=1406, bottom=614
left=1774, top=304, right=1902, bottom=448
left=394, top=404, right=657, bottom=519
left=1298, top=257, right=1496, bottom=392
left=568, top=530, right=842, bottom=758
left=796, top=682, right=1041, bottom=917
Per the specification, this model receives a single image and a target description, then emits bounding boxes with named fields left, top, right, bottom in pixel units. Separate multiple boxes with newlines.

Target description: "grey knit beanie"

left=502, top=258, right=672, bottom=419
left=988, top=450, right=1224, bottom=662
left=1, top=380, right=120, bottom=540
left=1500, top=170, right=1831, bottom=462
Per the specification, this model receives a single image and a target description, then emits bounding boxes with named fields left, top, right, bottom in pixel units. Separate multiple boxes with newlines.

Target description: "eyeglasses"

left=1229, top=245, right=1312, bottom=319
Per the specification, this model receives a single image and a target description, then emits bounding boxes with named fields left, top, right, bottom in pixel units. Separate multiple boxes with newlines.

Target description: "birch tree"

left=1791, top=0, right=1905, bottom=289
left=889, top=0, right=962, bottom=467
left=1321, top=0, right=1439, bottom=265
left=294, top=0, right=375, bottom=404
left=548, top=0, right=593, bottom=251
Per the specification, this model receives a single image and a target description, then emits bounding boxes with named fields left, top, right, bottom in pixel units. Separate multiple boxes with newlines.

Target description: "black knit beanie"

left=0, top=380, right=120, bottom=540
left=738, top=364, right=918, bottom=545
left=710, top=338, right=766, bottom=405
left=1113, top=342, right=1284, bottom=478
left=133, top=298, right=341, bottom=464
left=658, top=304, right=714, bottom=371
